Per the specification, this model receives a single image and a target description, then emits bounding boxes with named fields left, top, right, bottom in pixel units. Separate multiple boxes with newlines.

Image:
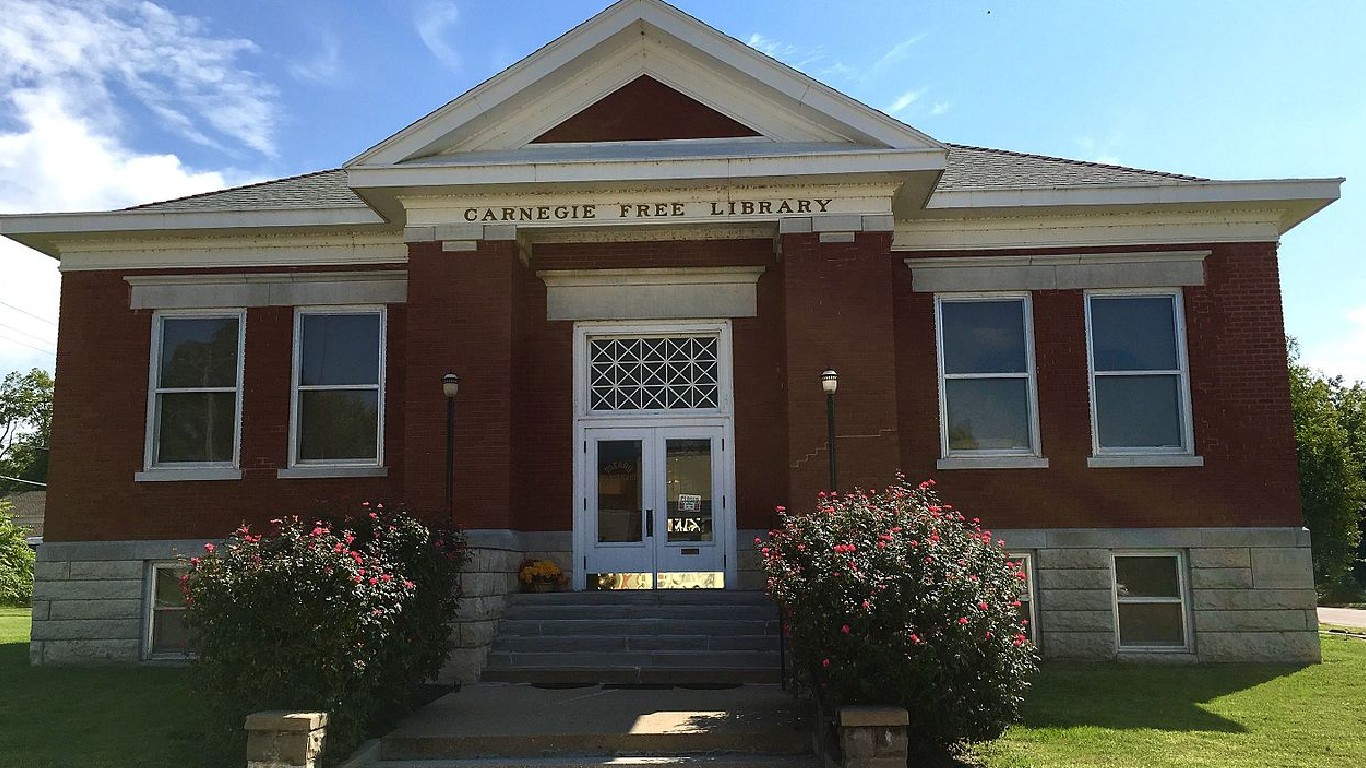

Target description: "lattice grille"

left=589, top=336, right=719, bottom=411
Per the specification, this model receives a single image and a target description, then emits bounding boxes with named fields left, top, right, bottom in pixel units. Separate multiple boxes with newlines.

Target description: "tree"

left=1287, top=342, right=1366, bottom=586
left=0, top=368, right=53, bottom=495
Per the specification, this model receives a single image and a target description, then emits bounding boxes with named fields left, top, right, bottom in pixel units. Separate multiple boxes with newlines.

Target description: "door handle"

left=645, top=510, right=654, bottom=538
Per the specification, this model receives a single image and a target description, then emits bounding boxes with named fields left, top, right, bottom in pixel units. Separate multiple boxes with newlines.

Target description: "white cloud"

left=888, top=89, right=927, bottom=115
left=1074, top=133, right=1125, bottom=167
left=0, top=0, right=279, bottom=157
left=416, top=1, right=462, bottom=69
left=0, top=0, right=274, bottom=374
left=1302, top=305, right=1366, bottom=385
left=929, top=101, right=952, bottom=116
left=289, top=30, right=344, bottom=84
left=745, top=34, right=827, bottom=70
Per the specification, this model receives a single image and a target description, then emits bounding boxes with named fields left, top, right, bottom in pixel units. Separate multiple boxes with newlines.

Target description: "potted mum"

left=519, top=558, right=565, bottom=592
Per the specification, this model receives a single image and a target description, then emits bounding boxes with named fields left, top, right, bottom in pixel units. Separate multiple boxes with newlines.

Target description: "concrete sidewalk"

left=1318, top=607, right=1366, bottom=628
left=378, top=684, right=813, bottom=762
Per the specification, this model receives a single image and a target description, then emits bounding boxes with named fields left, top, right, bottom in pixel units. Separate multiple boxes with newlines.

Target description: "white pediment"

left=347, top=0, right=944, bottom=168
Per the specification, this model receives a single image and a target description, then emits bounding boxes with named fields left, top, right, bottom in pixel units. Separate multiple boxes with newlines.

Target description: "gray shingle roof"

left=122, top=146, right=1205, bottom=214
left=122, top=169, right=366, bottom=212
left=940, top=144, right=1206, bottom=190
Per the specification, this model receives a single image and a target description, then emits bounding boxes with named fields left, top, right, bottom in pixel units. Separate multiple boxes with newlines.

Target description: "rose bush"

left=182, top=503, right=466, bottom=765
left=759, top=476, right=1036, bottom=756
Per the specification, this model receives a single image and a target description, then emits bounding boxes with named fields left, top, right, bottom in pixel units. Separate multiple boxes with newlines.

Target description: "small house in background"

left=5, top=490, right=45, bottom=544
left=0, top=0, right=1340, bottom=677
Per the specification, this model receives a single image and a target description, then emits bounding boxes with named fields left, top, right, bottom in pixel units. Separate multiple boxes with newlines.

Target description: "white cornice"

left=537, top=266, right=765, bottom=287
left=56, top=232, right=406, bottom=272
left=0, top=207, right=387, bottom=257
left=893, top=209, right=1288, bottom=251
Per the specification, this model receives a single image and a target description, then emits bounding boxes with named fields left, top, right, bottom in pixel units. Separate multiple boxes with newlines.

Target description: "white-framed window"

left=1112, top=552, right=1191, bottom=651
left=1085, top=291, right=1195, bottom=459
left=288, top=307, right=386, bottom=468
left=934, top=294, right=1043, bottom=467
left=143, top=311, right=245, bottom=474
left=1008, top=552, right=1038, bottom=644
left=143, top=563, right=191, bottom=660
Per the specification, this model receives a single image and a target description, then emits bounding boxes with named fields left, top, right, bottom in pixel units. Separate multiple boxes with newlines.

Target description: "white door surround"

left=571, top=320, right=737, bottom=589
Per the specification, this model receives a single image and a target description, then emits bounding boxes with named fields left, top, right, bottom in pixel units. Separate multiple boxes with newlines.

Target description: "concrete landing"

left=378, top=684, right=813, bottom=763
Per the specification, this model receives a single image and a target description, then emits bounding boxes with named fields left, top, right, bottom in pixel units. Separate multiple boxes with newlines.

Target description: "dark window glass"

left=941, top=300, right=1027, bottom=375
left=300, top=314, right=380, bottom=387
left=1091, top=297, right=1178, bottom=372
left=597, top=440, right=642, bottom=543
left=159, top=318, right=239, bottom=388
left=945, top=378, right=1031, bottom=451
left=298, top=390, right=379, bottom=460
left=1117, top=603, right=1185, bottom=647
left=1115, top=556, right=1182, bottom=598
left=1094, top=375, right=1183, bottom=448
left=157, top=392, right=236, bottom=463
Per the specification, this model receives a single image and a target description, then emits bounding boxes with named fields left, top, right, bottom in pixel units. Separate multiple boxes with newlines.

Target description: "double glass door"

left=582, top=425, right=727, bottom=588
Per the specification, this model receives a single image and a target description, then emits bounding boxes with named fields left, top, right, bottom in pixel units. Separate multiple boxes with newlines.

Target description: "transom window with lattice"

left=589, top=336, right=719, bottom=411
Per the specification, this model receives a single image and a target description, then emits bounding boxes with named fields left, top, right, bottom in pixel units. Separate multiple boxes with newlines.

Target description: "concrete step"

left=372, top=755, right=820, bottom=768
left=485, top=650, right=779, bottom=671
left=501, top=605, right=778, bottom=622
left=378, top=684, right=810, bottom=761
left=478, top=667, right=782, bottom=685
left=510, top=591, right=774, bottom=607
left=492, top=634, right=779, bottom=654
left=496, top=619, right=780, bottom=637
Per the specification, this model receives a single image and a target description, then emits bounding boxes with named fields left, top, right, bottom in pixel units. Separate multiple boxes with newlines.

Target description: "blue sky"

left=1, top=0, right=1362, bottom=382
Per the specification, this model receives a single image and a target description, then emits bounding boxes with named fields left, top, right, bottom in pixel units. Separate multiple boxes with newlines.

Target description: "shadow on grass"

left=0, top=637, right=202, bottom=768
left=1019, top=661, right=1301, bottom=733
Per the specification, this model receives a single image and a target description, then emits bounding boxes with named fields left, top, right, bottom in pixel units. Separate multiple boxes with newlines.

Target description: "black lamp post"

left=442, top=372, right=461, bottom=523
left=821, top=369, right=838, bottom=492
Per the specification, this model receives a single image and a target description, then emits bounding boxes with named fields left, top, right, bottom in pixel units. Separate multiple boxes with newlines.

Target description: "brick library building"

left=0, top=0, right=1340, bottom=678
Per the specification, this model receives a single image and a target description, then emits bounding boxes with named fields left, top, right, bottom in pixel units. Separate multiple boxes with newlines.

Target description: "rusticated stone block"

left=32, top=579, right=142, bottom=601
left=1036, top=548, right=1109, bottom=570
left=1037, top=588, right=1112, bottom=611
left=33, top=561, right=70, bottom=580
left=40, top=639, right=140, bottom=665
left=1250, top=548, right=1314, bottom=589
left=439, top=646, right=488, bottom=684
left=457, top=620, right=497, bottom=648
left=1193, top=609, right=1309, bottom=633
left=1189, top=568, right=1253, bottom=589
left=30, top=599, right=50, bottom=622
left=1191, top=588, right=1317, bottom=611
left=1038, top=610, right=1114, bottom=633
left=839, top=706, right=908, bottom=768
left=48, top=599, right=143, bottom=621
left=1197, top=631, right=1321, bottom=663
left=68, top=560, right=146, bottom=580
left=30, top=618, right=141, bottom=641
left=1040, top=632, right=1115, bottom=660
left=1036, top=568, right=1112, bottom=591
left=1189, top=548, right=1251, bottom=569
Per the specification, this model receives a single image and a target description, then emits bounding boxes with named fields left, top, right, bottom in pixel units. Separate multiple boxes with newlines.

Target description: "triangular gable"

left=531, top=75, right=761, bottom=143
left=347, top=0, right=942, bottom=167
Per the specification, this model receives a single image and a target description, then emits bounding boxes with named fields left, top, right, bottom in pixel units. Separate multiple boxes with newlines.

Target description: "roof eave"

left=0, top=207, right=390, bottom=257
left=922, top=178, right=1343, bottom=233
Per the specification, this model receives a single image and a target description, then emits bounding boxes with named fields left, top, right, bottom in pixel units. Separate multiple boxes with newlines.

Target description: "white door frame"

left=571, top=320, right=737, bottom=590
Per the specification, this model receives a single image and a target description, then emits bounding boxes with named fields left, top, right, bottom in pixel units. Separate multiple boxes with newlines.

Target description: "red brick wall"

left=780, top=232, right=903, bottom=508
left=894, top=242, right=1303, bottom=529
left=43, top=238, right=1301, bottom=543
left=46, top=267, right=404, bottom=542
left=531, top=75, right=760, bottom=143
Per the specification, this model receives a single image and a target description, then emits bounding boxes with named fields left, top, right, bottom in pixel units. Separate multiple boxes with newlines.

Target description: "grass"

left=971, top=633, right=1366, bottom=768
left=0, top=608, right=200, bottom=768
left=3, top=608, right=1365, bottom=767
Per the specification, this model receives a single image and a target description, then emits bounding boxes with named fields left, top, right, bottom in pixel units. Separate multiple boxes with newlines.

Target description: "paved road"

left=1318, top=607, right=1366, bottom=628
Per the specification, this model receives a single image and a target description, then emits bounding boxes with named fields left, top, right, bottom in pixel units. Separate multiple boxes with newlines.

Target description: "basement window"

left=1113, top=552, right=1191, bottom=651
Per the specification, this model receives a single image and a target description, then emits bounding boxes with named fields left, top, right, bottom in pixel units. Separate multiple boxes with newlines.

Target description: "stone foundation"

left=27, top=527, right=1320, bottom=668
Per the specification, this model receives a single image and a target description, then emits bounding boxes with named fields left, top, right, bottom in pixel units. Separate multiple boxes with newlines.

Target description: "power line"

left=0, top=332, right=55, bottom=356
left=0, top=301, right=57, bottom=327
left=0, top=319, right=55, bottom=346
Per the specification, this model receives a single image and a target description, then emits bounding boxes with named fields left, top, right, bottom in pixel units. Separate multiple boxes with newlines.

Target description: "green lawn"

left=971, top=633, right=1366, bottom=768
left=3, top=608, right=1364, bottom=767
left=0, top=608, right=200, bottom=768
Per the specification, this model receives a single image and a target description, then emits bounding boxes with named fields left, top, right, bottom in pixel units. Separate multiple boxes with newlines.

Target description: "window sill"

left=276, top=466, right=388, bottom=479
left=1088, top=455, right=1204, bottom=468
left=937, top=456, right=1049, bottom=470
left=135, top=467, right=242, bottom=482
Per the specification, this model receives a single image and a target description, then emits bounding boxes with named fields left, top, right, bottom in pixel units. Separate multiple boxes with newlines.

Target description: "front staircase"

left=481, top=589, right=783, bottom=685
